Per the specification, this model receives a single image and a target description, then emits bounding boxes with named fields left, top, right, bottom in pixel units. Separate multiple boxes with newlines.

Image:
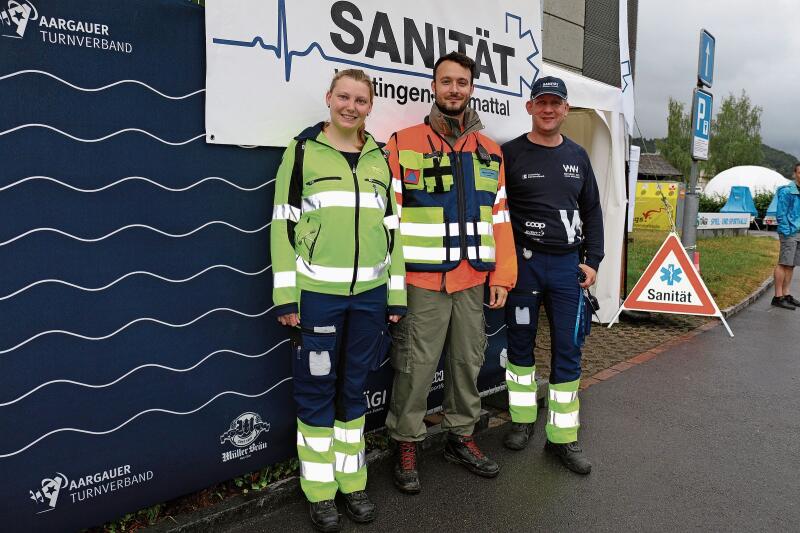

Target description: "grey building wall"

left=542, top=0, right=638, bottom=88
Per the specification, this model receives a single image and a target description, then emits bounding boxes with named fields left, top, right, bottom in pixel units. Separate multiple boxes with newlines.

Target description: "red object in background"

left=693, top=251, right=701, bottom=273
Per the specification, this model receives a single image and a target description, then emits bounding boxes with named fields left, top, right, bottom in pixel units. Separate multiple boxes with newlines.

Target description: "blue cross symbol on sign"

left=660, top=264, right=683, bottom=286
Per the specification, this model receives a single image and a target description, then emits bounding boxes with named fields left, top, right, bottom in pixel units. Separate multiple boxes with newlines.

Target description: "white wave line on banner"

left=0, top=264, right=272, bottom=301
left=0, top=176, right=275, bottom=193
left=0, top=306, right=276, bottom=356
left=379, top=357, right=391, bottom=368
left=0, top=376, right=293, bottom=458
left=0, top=339, right=290, bottom=407
left=0, top=220, right=271, bottom=247
left=486, top=325, right=507, bottom=337
left=0, top=70, right=205, bottom=100
left=0, top=124, right=205, bottom=146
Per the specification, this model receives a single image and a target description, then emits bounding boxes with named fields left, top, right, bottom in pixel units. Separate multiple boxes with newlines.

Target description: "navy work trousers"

left=505, top=249, right=585, bottom=384
left=293, top=285, right=388, bottom=427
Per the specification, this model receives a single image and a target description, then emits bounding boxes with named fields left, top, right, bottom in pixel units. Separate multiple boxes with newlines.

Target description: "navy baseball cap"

left=530, top=76, right=568, bottom=100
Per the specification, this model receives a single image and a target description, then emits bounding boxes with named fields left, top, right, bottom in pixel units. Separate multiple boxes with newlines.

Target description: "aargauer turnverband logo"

left=29, top=465, right=154, bottom=514
left=1, top=0, right=133, bottom=52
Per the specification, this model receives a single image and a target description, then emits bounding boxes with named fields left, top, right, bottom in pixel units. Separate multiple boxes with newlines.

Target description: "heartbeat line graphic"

left=621, top=60, right=632, bottom=92
left=212, top=0, right=540, bottom=98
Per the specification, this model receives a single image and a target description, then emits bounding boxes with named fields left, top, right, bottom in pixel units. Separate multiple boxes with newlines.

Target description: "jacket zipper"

left=366, top=178, right=389, bottom=193
left=306, top=176, right=342, bottom=186
left=349, top=161, right=360, bottom=295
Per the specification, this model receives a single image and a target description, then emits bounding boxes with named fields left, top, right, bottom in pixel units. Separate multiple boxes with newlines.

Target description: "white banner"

left=696, top=212, right=751, bottom=230
left=618, top=0, right=634, bottom=135
left=205, top=0, right=542, bottom=146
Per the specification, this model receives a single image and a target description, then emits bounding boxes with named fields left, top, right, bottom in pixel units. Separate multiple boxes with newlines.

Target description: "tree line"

left=634, top=91, right=798, bottom=181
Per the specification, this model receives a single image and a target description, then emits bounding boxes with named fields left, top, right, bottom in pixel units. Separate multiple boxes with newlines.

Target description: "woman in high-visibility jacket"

left=270, top=69, right=406, bottom=532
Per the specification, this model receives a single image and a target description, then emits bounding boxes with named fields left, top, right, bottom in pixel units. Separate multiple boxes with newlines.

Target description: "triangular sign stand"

left=608, top=232, right=733, bottom=337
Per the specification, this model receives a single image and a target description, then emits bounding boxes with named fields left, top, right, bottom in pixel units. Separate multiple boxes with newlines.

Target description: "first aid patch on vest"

left=479, top=168, right=498, bottom=180
left=404, top=169, right=420, bottom=185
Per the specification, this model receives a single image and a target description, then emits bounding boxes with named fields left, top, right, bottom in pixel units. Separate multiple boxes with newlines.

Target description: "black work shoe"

left=443, top=434, right=501, bottom=478
left=309, top=499, right=341, bottom=532
left=504, top=422, right=534, bottom=450
left=342, top=490, right=376, bottom=523
left=785, top=294, right=800, bottom=307
left=393, top=441, right=421, bottom=494
left=545, top=440, right=592, bottom=475
left=771, top=296, right=796, bottom=310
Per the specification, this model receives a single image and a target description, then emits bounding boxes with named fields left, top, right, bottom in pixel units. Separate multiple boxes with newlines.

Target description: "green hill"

left=762, top=144, right=798, bottom=178
left=631, top=137, right=797, bottom=178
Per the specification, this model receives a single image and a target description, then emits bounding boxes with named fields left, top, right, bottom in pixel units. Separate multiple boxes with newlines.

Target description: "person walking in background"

left=383, top=52, right=516, bottom=494
left=270, top=69, right=406, bottom=532
left=772, top=162, right=800, bottom=309
left=500, top=76, right=604, bottom=475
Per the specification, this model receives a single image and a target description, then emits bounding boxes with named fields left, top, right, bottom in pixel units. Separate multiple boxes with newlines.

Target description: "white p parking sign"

left=691, top=88, right=713, bottom=161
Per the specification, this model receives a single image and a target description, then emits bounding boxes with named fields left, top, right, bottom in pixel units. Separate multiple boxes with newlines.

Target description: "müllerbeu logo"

left=29, top=472, right=68, bottom=513
left=0, top=0, right=38, bottom=38
left=220, top=412, right=270, bottom=448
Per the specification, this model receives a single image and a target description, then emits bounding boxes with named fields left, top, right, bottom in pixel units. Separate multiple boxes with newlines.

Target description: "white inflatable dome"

left=703, top=165, right=791, bottom=198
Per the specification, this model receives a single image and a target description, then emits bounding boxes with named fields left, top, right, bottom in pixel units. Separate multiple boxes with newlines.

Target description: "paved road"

left=225, top=277, right=800, bottom=532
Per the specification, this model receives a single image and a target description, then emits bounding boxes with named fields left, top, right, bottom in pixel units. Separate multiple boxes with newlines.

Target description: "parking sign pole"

left=681, top=161, right=700, bottom=251
left=681, top=29, right=715, bottom=256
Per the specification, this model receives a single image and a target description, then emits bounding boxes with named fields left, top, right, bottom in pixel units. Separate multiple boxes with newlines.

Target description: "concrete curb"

left=721, top=276, right=774, bottom=318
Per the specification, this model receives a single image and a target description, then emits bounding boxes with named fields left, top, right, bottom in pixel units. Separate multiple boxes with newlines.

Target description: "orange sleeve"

left=386, top=133, right=404, bottom=219
left=488, top=155, right=517, bottom=289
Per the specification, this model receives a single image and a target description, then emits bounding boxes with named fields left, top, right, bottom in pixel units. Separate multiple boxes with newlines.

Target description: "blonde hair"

left=328, top=69, right=374, bottom=145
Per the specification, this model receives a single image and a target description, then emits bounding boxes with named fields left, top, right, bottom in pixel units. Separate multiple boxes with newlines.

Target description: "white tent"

left=542, top=63, right=627, bottom=323
left=704, top=165, right=791, bottom=198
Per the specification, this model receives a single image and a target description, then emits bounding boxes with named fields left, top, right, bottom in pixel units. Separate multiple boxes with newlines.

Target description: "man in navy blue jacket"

left=499, top=76, right=604, bottom=475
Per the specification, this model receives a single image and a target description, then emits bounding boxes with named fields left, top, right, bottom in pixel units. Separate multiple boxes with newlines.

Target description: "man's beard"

left=435, top=96, right=469, bottom=117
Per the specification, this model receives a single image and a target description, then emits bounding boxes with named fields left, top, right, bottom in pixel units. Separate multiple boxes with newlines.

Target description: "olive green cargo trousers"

left=385, top=284, right=487, bottom=441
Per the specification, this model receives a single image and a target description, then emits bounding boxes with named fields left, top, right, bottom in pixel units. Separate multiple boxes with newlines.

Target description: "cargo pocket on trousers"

left=389, top=317, right=413, bottom=374
left=299, top=328, right=337, bottom=377
left=371, top=325, right=393, bottom=371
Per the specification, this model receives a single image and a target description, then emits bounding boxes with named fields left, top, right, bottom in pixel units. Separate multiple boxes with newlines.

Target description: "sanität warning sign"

left=609, top=233, right=733, bottom=336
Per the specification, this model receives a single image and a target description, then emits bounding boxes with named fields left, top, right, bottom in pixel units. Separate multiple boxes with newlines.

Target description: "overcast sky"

left=634, top=1, right=800, bottom=160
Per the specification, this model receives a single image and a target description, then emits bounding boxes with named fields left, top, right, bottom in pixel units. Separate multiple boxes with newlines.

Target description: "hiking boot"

left=309, top=499, right=340, bottom=532
left=771, top=296, right=796, bottom=310
left=393, top=441, right=421, bottom=494
left=443, top=434, right=500, bottom=478
left=503, top=422, right=534, bottom=451
left=545, top=440, right=592, bottom=475
left=785, top=294, right=800, bottom=307
left=341, top=490, right=376, bottom=523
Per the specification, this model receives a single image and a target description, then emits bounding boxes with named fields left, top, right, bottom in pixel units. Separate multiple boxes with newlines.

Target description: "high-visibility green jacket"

left=270, top=123, right=406, bottom=316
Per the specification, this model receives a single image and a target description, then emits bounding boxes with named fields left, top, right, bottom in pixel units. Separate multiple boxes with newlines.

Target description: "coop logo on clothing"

left=0, top=0, right=37, bottom=38
left=562, top=164, right=581, bottom=179
left=29, top=465, right=154, bottom=513
left=220, top=412, right=270, bottom=463
left=2, top=0, right=134, bottom=52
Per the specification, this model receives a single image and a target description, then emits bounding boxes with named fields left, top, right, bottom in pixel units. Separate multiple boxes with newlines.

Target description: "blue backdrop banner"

left=0, top=1, right=506, bottom=530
